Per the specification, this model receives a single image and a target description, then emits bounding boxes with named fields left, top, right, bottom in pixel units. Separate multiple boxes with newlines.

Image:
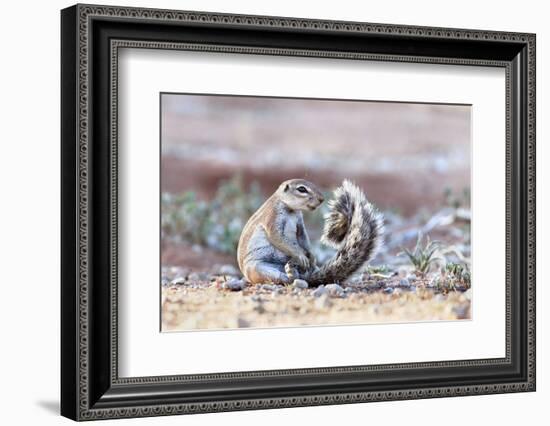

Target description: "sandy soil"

left=161, top=275, right=471, bottom=332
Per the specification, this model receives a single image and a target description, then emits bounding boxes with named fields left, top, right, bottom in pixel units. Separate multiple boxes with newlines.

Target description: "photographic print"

left=160, top=93, right=472, bottom=331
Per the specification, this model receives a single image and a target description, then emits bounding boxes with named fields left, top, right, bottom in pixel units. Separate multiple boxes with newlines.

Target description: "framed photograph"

left=61, top=4, right=536, bottom=421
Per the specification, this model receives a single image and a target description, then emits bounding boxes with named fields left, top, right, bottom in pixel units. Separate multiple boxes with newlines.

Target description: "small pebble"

left=348, top=276, right=363, bottom=286
left=171, top=277, right=186, bottom=286
left=222, top=279, right=245, bottom=291
left=325, top=283, right=345, bottom=296
left=292, top=279, right=309, bottom=289
left=383, top=287, right=394, bottom=294
left=407, top=274, right=417, bottom=282
left=399, top=278, right=411, bottom=288
left=312, top=285, right=327, bottom=298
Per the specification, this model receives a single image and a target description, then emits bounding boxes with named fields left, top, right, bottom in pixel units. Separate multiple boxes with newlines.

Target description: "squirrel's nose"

left=318, top=195, right=325, bottom=203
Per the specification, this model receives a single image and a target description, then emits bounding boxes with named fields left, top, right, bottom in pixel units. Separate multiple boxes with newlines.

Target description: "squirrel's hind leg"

left=245, top=261, right=291, bottom=285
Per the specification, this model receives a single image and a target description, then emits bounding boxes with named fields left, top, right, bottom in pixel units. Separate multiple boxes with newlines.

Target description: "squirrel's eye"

left=297, top=186, right=308, bottom=194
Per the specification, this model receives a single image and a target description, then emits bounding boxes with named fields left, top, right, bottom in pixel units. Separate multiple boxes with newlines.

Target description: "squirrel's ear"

left=284, top=184, right=290, bottom=192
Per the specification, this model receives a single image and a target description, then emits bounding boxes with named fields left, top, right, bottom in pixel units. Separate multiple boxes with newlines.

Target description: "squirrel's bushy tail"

left=308, top=180, right=384, bottom=286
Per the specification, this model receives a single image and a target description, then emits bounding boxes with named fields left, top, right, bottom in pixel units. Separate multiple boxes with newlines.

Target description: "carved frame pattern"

left=61, top=3, right=536, bottom=421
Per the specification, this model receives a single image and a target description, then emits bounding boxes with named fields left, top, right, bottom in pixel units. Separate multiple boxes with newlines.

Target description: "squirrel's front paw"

left=296, top=253, right=310, bottom=270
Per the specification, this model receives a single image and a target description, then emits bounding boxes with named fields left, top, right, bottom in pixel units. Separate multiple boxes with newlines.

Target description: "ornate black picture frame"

left=61, top=4, right=536, bottom=421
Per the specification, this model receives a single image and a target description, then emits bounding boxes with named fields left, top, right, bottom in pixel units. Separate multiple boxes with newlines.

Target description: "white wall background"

left=0, top=0, right=546, bottom=424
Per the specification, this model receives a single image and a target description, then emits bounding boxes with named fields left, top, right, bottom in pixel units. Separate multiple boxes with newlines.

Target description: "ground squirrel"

left=237, top=179, right=384, bottom=286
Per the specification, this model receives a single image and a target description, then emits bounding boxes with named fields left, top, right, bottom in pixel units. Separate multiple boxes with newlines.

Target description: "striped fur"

left=309, top=180, right=384, bottom=285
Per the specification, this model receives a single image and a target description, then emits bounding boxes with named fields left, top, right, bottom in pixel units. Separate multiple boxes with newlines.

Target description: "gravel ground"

left=161, top=266, right=471, bottom=331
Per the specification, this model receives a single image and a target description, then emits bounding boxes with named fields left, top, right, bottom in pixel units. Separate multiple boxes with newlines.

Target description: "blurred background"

left=161, top=93, right=471, bottom=273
